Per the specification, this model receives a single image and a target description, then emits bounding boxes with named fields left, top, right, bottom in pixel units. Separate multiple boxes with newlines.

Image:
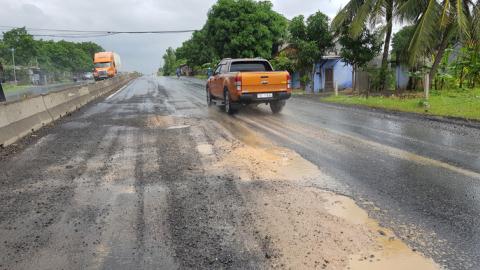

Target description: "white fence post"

left=424, top=73, right=430, bottom=100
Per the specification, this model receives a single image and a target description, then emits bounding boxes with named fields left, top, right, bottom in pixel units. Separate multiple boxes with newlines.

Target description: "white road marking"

left=106, top=82, right=132, bottom=100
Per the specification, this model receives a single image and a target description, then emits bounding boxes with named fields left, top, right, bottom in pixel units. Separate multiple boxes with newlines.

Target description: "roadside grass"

left=322, top=88, right=480, bottom=121
left=2, top=84, right=31, bottom=94
left=194, top=74, right=208, bottom=80
left=292, top=89, right=307, bottom=96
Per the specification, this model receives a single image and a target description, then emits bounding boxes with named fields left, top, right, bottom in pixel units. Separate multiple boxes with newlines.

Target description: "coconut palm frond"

left=398, top=0, right=429, bottom=22
left=408, top=0, right=440, bottom=64
left=368, top=13, right=384, bottom=30
left=350, top=0, right=378, bottom=37
left=455, top=0, right=471, bottom=39
left=331, top=0, right=363, bottom=32
left=470, top=1, right=480, bottom=44
left=369, top=0, right=385, bottom=27
left=440, top=0, right=451, bottom=27
left=331, top=7, right=349, bottom=32
left=472, top=1, right=480, bottom=42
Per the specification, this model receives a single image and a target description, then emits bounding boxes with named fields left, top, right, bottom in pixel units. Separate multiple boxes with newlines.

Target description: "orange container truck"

left=93, top=52, right=121, bottom=81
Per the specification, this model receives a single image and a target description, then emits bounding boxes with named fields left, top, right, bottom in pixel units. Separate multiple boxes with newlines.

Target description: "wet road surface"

left=181, top=76, right=480, bottom=269
left=0, top=75, right=479, bottom=269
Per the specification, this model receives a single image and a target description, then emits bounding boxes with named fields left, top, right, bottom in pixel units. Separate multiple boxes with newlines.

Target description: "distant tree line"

left=0, top=27, right=104, bottom=79
left=161, top=0, right=479, bottom=92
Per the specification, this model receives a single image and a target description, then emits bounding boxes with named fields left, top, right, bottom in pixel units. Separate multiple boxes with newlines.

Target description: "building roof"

left=322, top=55, right=342, bottom=60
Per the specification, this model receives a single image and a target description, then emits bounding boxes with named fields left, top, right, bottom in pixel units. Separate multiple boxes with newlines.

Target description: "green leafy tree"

left=391, top=25, right=424, bottom=90
left=175, top=29, right=217, bottom=69
left=270, top=51, right=295, bottom=73
left=35, top=40, right=94, bottom=73
left=391, top=25, right=416, bottom=65
left=338, top=27, right=383, bottom=92
left=2, top=27, right=37, bottom=66
left=289, top=15, right=307, bottom=42
left=78, top=42, right=104, bottom=60
left=288, top=12, right=333, bottom=89
left=452, top=45, right=480, bottom=88
left=332, top=0, right=396, bottom=92
left=162, top=47, right=178, bottom=76
left=0, top=41, right=8, bottom=68
left=205, top=0, right=287, bottom=59
left=162, top=0, right=288, bottom=74
left=0, top=28, right=104, bottom=83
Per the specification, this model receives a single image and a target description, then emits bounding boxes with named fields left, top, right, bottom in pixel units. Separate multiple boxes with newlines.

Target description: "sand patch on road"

left=145, top=115, right=192, bottom=130
left=146, top=115, right=176, bottom=128
left=203, top=126, right=439, bottom=270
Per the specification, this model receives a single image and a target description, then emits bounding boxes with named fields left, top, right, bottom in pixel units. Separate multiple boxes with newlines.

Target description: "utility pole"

left=11, top=48, right=17, bottom=85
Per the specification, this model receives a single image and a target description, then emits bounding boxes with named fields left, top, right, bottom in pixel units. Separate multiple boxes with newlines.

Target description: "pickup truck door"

left=211, top=64, right=223, bottom=98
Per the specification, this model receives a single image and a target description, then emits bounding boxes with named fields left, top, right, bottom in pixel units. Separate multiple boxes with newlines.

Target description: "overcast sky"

left=0, top=0, right=349, bottom=74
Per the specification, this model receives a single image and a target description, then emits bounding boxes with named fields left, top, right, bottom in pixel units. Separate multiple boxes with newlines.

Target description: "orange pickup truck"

left=206, top=58, right=291, bottom=114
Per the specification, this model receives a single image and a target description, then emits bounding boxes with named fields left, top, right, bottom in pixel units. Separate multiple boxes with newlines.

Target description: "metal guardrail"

left=3, top=81, right=95, bottom=102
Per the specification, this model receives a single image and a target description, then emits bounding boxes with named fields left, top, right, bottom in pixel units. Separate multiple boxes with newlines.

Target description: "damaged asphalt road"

left=0, top=75, right=478, bottom=269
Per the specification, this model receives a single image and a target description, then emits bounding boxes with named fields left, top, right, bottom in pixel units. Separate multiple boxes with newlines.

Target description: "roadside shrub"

left=367, top=67, right=395, bottom=92
left=300, top=74, right=311, bottom=90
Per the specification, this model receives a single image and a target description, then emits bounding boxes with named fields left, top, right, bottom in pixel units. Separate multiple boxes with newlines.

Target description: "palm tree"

left=332, top=0, right=396, bottom=92
left=475, top=2, right=480, bottom=40
left=398, top=0, right=479, bottom=81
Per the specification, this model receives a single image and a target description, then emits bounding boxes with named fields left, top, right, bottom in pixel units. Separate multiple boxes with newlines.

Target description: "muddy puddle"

left=197, top=117, right=440, bottom=270
left=145, top=115, right=190, bottom=129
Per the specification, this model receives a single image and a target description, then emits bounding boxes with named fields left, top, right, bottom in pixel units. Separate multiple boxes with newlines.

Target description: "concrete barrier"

left=0, top=74, right=136, bottom=147
left=42, top=86, right=91, bottom=120
left=0, top=95, right=53, bottom=146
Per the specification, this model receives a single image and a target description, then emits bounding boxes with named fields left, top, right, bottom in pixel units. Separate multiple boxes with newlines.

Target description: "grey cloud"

left=0, top=0, right=348, bottom=73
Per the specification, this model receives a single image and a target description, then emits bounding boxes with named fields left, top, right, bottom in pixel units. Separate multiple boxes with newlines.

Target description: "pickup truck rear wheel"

left=270, top=100, right=285, bottom=114
left=224, top=89, right=235, bottom=115
left=206, top=88, right=213, bottom=106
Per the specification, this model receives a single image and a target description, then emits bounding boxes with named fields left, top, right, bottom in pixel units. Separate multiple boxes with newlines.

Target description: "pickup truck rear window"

left=230, top=61, right=273, bottom=72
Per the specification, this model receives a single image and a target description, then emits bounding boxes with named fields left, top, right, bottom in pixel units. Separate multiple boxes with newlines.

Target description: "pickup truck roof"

left=220, top=58, right=267, bottom=63
left=218, top=58, right=273, bottom=73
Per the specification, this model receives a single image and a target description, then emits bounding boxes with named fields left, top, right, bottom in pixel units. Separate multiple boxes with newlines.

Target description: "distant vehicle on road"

left=93, top=52, right=121, bottom=81
left=206, top=58, right=291, bottom=114
left=82, top=72, right=93, bottom=80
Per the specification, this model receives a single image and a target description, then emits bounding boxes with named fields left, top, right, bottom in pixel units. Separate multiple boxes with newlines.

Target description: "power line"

left=0, top=25, right=198, bottom=35
left=0, top=25, right=109, bottom=33
left=30, top=33, right=118, bottom=38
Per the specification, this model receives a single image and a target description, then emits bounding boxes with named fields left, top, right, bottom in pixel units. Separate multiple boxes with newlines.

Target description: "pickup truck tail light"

left=235, top=75, right=242, bottom=92
left=287, top=74, right=292, bottom=89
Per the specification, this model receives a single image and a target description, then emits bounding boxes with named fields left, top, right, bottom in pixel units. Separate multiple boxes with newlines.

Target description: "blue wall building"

left=314, top=57, right=353, bottom=93
left=396, top=65, right=410, bottom=91
left=289, top=56, right=353, bottom=93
